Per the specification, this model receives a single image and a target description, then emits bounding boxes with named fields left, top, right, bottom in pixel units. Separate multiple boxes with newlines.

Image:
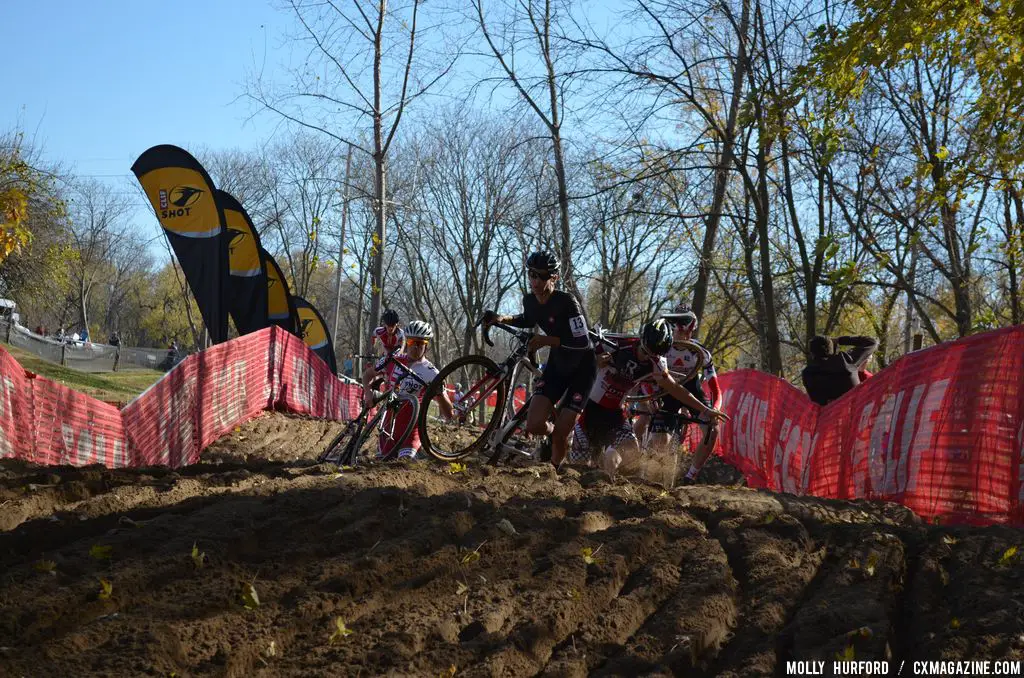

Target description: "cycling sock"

left=685, top=464, right=699, bottom=480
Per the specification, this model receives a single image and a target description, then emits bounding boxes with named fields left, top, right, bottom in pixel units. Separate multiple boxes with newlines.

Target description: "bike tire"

left=338, top=394, right=410, bottom=465
left=318, top=418, right=365, bottom=464
left=486, top=398, right=531, bottom=465
left=418, top=354, right=507, bottom=461
left=372, top=394, right=420, bottom=461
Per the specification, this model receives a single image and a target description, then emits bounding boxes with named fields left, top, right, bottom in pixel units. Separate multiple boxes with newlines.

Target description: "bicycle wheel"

left=318, top=416, right=366, bottom=464
left=418, top=355, right=507, bottom=461
left=341, top=394, right=419, bottom=464
left=486, top=399, right=531, bottom=465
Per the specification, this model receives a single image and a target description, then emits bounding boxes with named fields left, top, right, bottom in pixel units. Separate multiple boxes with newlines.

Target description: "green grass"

left=1, top=342, right=164, bottom=403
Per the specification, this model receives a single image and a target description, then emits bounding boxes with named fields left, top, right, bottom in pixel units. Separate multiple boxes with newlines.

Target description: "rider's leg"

left=683, top=422, right=720, bottom=482
left=550, top=406, right=580, bottom=467
left=525, top=394, right=555, bottom=437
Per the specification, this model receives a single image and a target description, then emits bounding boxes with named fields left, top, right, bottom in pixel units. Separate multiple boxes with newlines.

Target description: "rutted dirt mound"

left=1, top=412, right=1023, bottom=677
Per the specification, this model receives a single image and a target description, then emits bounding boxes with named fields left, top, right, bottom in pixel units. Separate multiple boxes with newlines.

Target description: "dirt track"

left=2, top=412, right=1023, bottom=677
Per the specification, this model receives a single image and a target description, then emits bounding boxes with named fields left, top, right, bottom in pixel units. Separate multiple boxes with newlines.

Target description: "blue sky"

left=1, top=1, right=287, bottom=242
left=2, top=1, right=631, bottom=252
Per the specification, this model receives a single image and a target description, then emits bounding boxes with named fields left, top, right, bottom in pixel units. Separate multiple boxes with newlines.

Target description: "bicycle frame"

left=456, top=322, right=540, bottom=426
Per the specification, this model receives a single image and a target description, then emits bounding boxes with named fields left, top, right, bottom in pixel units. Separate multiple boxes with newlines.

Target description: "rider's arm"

left=705, top=374, right=723, bottom=409
left=655, top=371, right=723, bottom=420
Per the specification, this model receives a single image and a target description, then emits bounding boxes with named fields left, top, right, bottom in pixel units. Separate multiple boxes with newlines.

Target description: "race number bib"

left=569, top=315, right=588, bottom=338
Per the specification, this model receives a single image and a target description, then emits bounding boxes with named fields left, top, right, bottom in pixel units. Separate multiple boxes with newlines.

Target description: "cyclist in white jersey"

left=570, top=320, right=728, bottom=475
left=635, top=305, right=723, bottom=484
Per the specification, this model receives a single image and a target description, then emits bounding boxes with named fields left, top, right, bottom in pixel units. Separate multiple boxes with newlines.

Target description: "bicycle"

left=417, top=320, right=622, bottom=464
left=316, top=350, right=430, bottom=466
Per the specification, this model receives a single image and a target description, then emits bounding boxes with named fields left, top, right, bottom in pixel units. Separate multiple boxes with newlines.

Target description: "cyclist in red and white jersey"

left=371, top=308, right=405, bottom=354
left=636, top=304, right=723, bottom=484
left=364, top=320, right=454, bottom=460
left=569, top=320, right=728, bottom=475
left=362, top=308, right=405, bottom=391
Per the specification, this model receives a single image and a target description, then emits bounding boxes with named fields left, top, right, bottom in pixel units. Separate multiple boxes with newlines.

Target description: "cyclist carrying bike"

left=643, top=304, right=723, bottom=484
left=482, top=251, right=596, bottom=467
left=363, top=320, right=454, bottom=460
left=570, top=319, right=729, bottom=475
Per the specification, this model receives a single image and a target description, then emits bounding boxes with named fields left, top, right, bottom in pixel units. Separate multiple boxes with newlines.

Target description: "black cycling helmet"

left=526, top=251, right=560, bottom=276
left=640, top=319, right=673, bottom=356
left=662, top=303, right=698, bottom=330
left=381, top=308, right=400, bottom=326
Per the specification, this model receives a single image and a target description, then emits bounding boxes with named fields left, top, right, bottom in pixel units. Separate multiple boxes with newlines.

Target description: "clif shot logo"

left=160, top=185, right=204, bottom=218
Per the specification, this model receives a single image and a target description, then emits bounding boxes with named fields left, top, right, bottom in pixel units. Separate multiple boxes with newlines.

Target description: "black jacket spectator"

left=801, top=335, right=879, bottom=406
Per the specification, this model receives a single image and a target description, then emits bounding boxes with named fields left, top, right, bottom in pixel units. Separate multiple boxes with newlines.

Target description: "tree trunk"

left=333, top=145, right=353, bottom=345
left=692, top=0, right=750, bottom=319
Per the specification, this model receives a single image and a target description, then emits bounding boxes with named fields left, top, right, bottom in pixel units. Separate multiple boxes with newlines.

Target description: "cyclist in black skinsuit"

left=483, top=251, right=597, bottom=468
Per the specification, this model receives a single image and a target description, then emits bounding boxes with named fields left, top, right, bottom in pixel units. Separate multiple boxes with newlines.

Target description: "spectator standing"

left=801, top=335, right=879, bottom=406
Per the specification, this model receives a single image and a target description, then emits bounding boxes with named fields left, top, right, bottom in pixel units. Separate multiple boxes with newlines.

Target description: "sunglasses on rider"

left=406, top=337, right=429, bottom=347
left=527, top=269, right=552, bottom=281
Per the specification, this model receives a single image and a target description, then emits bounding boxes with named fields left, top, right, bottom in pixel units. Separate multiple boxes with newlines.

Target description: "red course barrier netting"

left=696, top=324, right=1024, bottom=525
left=0, top=327, right=362, bottom=469
left=2, top=325, right=1023, bottom=524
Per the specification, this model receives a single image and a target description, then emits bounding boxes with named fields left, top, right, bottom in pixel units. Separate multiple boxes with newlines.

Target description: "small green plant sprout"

left=835, top=644, right=855, bottom=661
left=581, top=545, right=604, bottom=565
left=997, top=546, right=1019, bottom=567
left=98, top=578, right=113, bottom=600
left=33, top=560, right=57, bottom=575
left=448, top=462, right=467, bottom=474
left=329, top=618, right=353, bottom=644
left=89, top=544, right=113, bottom=561
left=241, top=582, right=260, bottom=609
left=191, top=542, right=206, bottom=569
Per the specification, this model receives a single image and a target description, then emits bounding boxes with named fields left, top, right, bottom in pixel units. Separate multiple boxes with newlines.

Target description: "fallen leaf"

left=329, top=617, right=353, bottom=644
left=942, top=534, right=958, bottom=546
left=98, top=578, right=113, bottom=600
left=998, top=546, right=1019, bottom=567
left=834, top=644, right=855, bottom=661
left=455, top=582, right=468, bottom=596
left=581, top=546, right=603, bottom=565
left=950, top=617, right=960, bottom=629
left=33, top=560, right=57, bottom=575
left=89, top=544, right=113, bottom=561
left=448, top=462, right=467, bottom=474
left=865, top=554, right=878, bottom=576
left=496, top=518, right=517, bottom=535
left=461, top=551, right=480, bottom=565
left=191, top=542, right=206, bottom=569
left=241, top=583, right=260, bottom=609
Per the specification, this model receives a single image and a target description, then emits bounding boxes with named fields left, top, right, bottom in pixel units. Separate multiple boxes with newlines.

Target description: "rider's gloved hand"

left=482, top=309, right=499, bottom=326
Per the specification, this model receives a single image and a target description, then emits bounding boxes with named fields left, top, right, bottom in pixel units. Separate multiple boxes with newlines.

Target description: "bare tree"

left=472, top=0, right=585, bottom=299
left=249, top=0, right=458, bottom=337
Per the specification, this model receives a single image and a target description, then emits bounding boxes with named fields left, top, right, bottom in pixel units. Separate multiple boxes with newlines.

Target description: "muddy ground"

left=1, top=412, right=1023, bottom=677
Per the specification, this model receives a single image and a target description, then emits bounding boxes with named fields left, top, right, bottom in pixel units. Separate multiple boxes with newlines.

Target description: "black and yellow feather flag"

left=131, top=145, right=229, bottom=343
left=293, top=296, right=338, bottom=375
left=261, top=248, right=298, bottom=335
left=216, top=190, right=269, bottom=335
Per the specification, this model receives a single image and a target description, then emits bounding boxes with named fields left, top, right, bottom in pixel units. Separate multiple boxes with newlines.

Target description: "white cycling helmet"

left=404, top=320, right=433, bottom=340
left=663, top=303, right=698, bottom=330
